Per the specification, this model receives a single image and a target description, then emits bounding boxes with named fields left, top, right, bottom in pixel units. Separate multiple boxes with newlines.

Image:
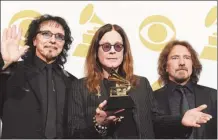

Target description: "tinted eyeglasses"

left=99, top=43, right=124, bottom=52
left=37, top=30, right=65, bottom=42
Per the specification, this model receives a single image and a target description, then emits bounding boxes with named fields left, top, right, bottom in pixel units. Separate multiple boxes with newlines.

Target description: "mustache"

left=176, top=67, right=188, bottom=71
left=44, top=46, right=58, bottom=50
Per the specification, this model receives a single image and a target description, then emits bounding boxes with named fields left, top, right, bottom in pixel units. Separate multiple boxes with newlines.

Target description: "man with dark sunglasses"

left=99, top=43, right=124, bottom=52
left=0, top=14, right=77, bottom=138
left=66, top=24, right=212, bottom=139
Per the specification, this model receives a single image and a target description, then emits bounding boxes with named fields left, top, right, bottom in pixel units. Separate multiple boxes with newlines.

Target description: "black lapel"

left=99, top=81, right=108, bottom=103
left=194, top=84, right=210, bottom=113
left=194, top=84, right=209, bottom=138
left=165, top=86, right=174, bottom=114
left=155, top=86, right=172, bottom=114
left=60, top=70, right=72, bottom=138
left=128, top=88, right=142, bottom=138
left=61, top=71, right=70, bottom=107
left=24, top=63, right=42, bottom=104
left=61, top=71, right=71, bottom=91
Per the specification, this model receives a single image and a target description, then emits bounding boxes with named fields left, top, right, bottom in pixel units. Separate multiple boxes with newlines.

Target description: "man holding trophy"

left=67, top=24, right=213, bottom=139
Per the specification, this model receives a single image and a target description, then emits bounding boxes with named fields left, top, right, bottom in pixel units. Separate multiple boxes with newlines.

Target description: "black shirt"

left=167, top=80, right=195, bottom=138
left=103, top=78, right=138, bottom=138
left=168, top=80, right=195, bottom=115
left=34, top=56, right=66, bottom=138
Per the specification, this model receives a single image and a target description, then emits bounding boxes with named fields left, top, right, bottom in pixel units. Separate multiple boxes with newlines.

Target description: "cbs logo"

left=139, top=15, right=176, bottom=52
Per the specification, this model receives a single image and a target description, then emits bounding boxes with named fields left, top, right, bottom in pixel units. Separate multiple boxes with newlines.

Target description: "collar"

left=34, top=55, right=47, bottom=71
left=34, top=55, right=62, bottom=75
left=167, top=80, right=194, bottom=93
left=185, top=80, right=194, bottom=93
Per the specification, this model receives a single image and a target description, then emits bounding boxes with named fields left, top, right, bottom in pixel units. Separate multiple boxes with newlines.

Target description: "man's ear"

left=166, top=65, right=168, bottom=73
left=33, top=37, right=36, bottom=46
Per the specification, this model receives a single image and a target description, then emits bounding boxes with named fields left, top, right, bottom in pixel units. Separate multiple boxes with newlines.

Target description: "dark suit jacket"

left=0, top=54, right=77, bottom=138
left=66, top=76, right=191, bottom=139
left=154, top=82, right=217, bottom=139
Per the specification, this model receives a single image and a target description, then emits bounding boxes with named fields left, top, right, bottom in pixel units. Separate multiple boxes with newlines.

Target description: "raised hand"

left=181, top=104, right=212, bottom=127
left=1, top=25, right=29, bottom=68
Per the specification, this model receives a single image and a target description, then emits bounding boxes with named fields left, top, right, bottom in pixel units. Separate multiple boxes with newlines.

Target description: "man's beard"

left=44, top=51, right=57, bottom=62
left=174, top=67, right=189, bottom=83
left=174, top=76, right=190, bottom=84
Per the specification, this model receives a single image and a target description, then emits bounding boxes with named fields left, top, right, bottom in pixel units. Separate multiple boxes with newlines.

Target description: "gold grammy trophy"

left=104, top=69, right=134, bottom=111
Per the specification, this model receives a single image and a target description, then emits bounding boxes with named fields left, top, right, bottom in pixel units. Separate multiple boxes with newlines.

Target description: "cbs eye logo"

left=139, top=15, right=176, bottom=51
left=8, top=10, right=41, bottom=46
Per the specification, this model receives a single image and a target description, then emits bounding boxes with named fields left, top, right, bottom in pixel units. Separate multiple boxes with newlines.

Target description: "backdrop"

left=1, top=1, right=217, bottom=90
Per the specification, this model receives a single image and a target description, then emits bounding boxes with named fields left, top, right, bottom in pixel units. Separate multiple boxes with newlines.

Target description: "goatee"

left=174, top=77, right=189, bottom=84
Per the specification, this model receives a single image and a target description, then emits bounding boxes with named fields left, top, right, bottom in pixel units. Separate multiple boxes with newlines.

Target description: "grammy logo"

left=200, top=6, right=217, bottom=60
left=73, top=4, right=104, bottom=57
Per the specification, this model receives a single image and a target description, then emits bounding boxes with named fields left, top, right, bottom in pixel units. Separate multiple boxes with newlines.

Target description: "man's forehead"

left=169, top=45, right=191, bottom=55
left=39, top=20, right=63, bottom=29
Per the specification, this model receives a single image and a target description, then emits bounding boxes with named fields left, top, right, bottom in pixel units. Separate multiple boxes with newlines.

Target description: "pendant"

left=97, top=91, right=101, bottom=98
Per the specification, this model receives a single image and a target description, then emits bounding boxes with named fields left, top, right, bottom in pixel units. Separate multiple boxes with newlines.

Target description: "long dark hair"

left=85, top=24, right=138, bottom=93
left=158, top=40, right=202, bottom=85
left=23, top=14, right=73, bottom=67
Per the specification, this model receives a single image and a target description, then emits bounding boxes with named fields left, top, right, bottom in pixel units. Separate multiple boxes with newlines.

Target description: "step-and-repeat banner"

left=1, top=1, right=217, bottom=90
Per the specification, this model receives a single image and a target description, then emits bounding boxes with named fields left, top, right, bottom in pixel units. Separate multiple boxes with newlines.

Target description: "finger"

left=96, top=107, right=102, bottom=115
left=107, top=116, right=116, bottom=121
left=113, top=118, right=118, bottom=122
left=2, top=28, right=7, bottom=42
left=16, top=26, right=22, bottom=43
left=195, top=104, right=207, bottom=112
left=114, top=109, right=125, bottom=114
left=197, top=118, right=208, bottom=124
left=7, top=26, right=12, bottom=39
left=11, top=25, right=17, bottom=39
left=196, top=115, right=210, bottom=124
left=190, top=120, right=201, bottom=128
left=19, top=45, right=29, bottom=56
left=193, top=124, right=201, bottom=128
left=200, top=115, right=212, bottom=122
left=200, top=116, right=210, bottom=122
left=201, top=113, right=212, bottom=120
left=96, top=105, right=103, bottom=113
left=98, top=100, right=107, bottom=110
left=96, top=109, right=100, bottom=115
left=202, top=115, right=212, bottom=121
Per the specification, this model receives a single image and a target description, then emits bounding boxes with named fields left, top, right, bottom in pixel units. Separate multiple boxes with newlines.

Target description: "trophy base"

left=104, top=96, right=135, bottom=111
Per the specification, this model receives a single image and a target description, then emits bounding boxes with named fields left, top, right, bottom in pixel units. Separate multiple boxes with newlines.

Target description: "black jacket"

left=66, top=76, right=191, bottom=139
left=0, top=54, right=77, bottom=138
left=154, top=83, right=217, bottom=139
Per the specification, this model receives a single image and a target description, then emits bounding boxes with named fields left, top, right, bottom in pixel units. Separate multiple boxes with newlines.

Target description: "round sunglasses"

left=99, top=43, right=124, bottom=52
